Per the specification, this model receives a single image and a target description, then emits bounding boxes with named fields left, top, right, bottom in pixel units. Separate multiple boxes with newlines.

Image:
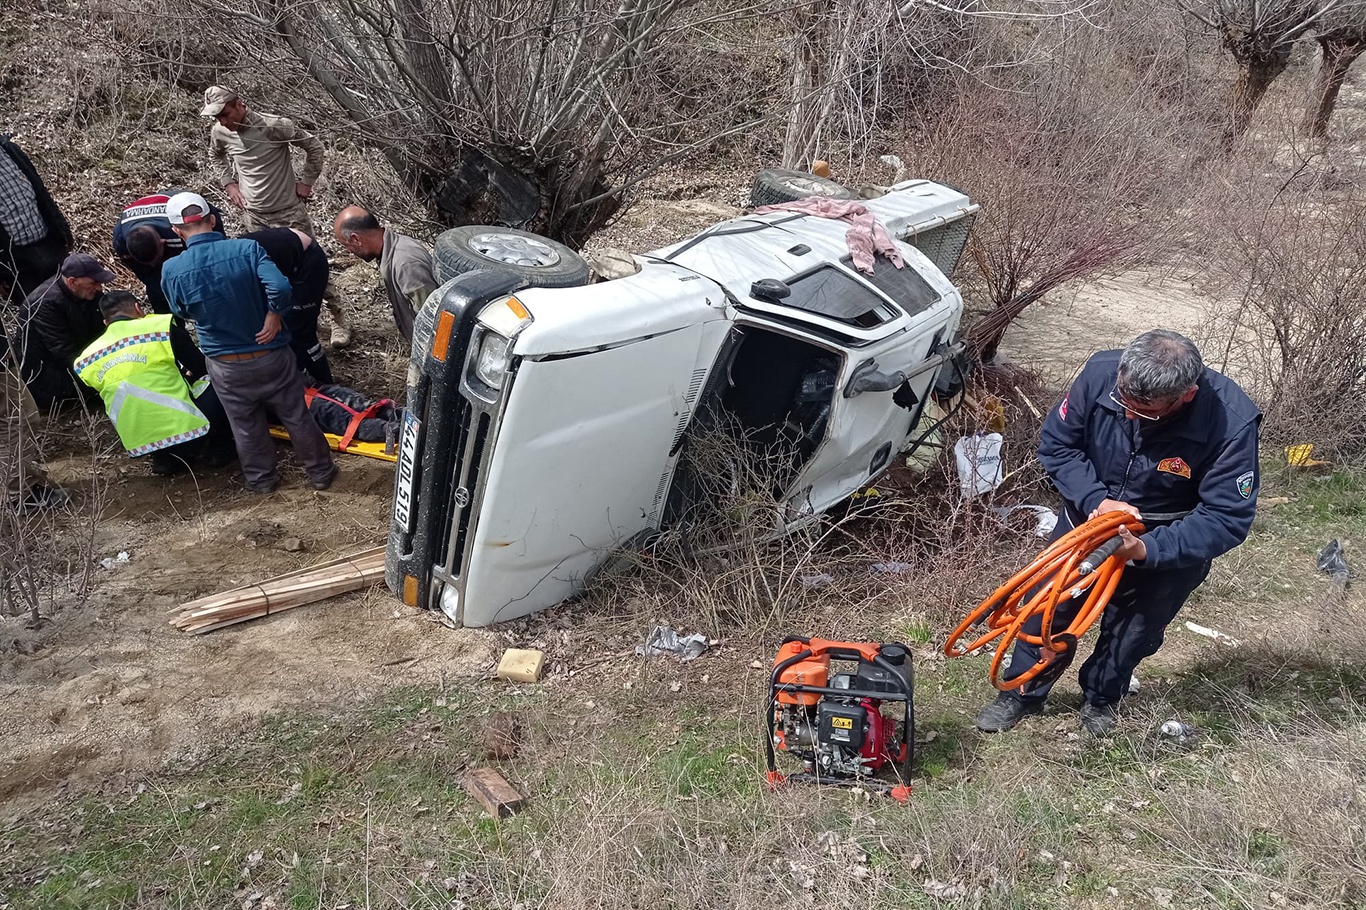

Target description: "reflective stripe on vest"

left=76, top=314, right=210, bottom=456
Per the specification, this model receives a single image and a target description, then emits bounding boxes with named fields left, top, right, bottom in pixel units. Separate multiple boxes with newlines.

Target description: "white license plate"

left=394, top=412, right=422, bottom=533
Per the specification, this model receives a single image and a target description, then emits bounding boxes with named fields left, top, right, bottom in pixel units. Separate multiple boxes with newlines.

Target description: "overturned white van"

left=387, top=176, right=977, bottom=627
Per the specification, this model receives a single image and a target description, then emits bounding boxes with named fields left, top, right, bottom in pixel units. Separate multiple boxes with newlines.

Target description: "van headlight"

left=469, top=296, right=533, bottom=392
left=474, top=331, right=512, bottom=390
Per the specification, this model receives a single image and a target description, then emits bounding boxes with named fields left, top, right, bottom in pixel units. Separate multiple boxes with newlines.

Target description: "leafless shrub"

left=1200, top=166, right=1366, bottom=454
left=900, top=22, right=1212, bottom=364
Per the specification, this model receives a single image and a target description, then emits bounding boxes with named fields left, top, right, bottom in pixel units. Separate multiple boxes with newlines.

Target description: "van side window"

left=780, top=266, right=897, bottom=328
left=848, top=255, right=940, bottom=317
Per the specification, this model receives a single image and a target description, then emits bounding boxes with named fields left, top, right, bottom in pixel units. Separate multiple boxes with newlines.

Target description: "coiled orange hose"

left=944, top=512, right=1145, bottom=691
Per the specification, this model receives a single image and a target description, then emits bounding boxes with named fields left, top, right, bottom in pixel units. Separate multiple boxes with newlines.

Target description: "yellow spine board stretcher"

left=268, top=425, right=398, bottom=463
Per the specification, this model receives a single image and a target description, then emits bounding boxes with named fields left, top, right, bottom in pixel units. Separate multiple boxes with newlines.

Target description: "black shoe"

left=974, top=692, right=1045, bottom=733
left=1079, top=701, right=1118, bottom=736
left=16, top=483, right=69, bottom=514
left=150, top=455, right=189, bottom=476
left=244, top=478, right=279, bottom=495
left=204, top=447, right=237, bottom=469
left=310, top=466, right=339, bottom=491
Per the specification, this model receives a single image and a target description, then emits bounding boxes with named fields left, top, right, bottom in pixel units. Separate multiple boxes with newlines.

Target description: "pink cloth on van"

left=753, top=197, right=904, bottom=275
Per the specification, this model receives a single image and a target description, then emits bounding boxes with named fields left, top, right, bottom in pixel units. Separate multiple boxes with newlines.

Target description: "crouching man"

left=75, top=291, right=233, bottom=475
left=974, top=330, right=1261, bottom=736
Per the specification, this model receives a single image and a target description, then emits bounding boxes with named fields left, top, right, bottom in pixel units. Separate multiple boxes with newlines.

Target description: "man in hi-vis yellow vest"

left=76, top=291, right=233, bottom=476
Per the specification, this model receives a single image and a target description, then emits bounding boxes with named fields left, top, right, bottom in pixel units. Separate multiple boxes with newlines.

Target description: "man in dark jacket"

left=0, top=135, right=73, bottom=306
left=112, top=190, right=225, bottom=314
left=975, top=330, right=1261, bottom=736
left=240, top=227, right=331, bottom=383
left=17, top=253, right=112, bottom=410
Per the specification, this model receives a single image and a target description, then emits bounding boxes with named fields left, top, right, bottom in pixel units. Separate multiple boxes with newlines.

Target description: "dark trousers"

left=2, top=233, right=67, bottom=307
left=287, top=320, right=332, bottom=384
left=205, top=347, right=334, bottom=488
left=147, top=384, right=235, bottom=473
left=1005, top=513, right=1211, bottom=708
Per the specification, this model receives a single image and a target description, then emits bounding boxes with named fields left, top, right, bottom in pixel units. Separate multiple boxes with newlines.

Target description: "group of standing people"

left=2, top=86, right=441, bottom=504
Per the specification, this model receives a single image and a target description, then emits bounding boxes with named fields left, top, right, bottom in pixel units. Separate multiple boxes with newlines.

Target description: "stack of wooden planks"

left=170, top=545, right=386, bottom=634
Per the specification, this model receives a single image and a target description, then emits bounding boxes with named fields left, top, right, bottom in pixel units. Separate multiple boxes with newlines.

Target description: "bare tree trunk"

left=1307, top=35, right=1366, bottom=138
left=782, top=1, right=825, bottom=169
left=1227, top=57, right=1289, bottom=141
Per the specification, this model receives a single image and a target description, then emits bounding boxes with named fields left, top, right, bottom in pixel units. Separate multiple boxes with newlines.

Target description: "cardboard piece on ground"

left=464, top=768, right=525, bottom=818
left=497, top=648, right=545, bottom=683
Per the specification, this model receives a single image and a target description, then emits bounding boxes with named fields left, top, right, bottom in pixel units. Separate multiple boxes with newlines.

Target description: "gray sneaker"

left=1079, top=701, right=1118, bottom=736
left=974, top=693, right=1045, bottom=733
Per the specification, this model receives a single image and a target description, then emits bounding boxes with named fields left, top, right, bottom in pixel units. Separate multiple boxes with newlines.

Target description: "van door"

left=777, top=263, right=963, bottom=522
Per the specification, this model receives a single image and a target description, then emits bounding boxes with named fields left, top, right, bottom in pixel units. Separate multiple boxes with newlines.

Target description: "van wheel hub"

left=471, top=232, right=562, bottom=267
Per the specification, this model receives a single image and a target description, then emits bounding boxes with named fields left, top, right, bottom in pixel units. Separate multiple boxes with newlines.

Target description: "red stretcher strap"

left=304, top=387, right=395, bottom=452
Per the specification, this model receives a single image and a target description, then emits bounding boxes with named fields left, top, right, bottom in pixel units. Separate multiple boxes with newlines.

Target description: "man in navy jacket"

left=976, top=330, right=1261, bottom=735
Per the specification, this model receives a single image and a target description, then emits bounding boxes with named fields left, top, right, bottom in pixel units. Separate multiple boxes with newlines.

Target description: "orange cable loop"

left=944, top=512, right=1145, bottom=692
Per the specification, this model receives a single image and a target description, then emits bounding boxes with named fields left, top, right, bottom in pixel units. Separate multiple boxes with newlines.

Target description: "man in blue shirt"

left=975, top=330, right=1260, bottom=736
left=160, top=192, right=336, bottom=494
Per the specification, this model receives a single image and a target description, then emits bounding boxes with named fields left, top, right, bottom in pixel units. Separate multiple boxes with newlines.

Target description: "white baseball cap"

left=165, top=191, right=212, bottom=225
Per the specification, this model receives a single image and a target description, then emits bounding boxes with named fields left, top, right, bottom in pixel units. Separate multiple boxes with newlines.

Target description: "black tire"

left=433, top=225, right=591, bottom=287
left=750, top=168, right=854, bottom=208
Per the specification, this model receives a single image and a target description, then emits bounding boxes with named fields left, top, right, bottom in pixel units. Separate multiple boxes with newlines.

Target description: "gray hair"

left=1117, top=330, right=1203, bottom=402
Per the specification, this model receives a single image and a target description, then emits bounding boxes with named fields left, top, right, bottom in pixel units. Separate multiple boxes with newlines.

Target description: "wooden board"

left=464, top=768, right=525, bottom=818
left=171, top=545, right=387, bottom=634
left=269, top=425, right=398, bottom=463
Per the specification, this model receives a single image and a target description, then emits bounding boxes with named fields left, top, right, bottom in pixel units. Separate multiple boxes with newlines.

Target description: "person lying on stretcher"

left=300, top=378, right=403, bottom=453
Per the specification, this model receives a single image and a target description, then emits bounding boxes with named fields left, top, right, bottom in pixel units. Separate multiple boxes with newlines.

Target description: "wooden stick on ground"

left=170, top=545, right=386, bottom=634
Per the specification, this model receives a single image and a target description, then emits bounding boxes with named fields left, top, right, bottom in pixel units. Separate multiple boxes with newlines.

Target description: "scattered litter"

left=100, top=551, right=130, bottom=570
left=1160, top=720, right=1191, bottom=739
left=496, top=648, right=545, bottom=683
left=1286, top=443, right=1333, bottom=473
left=954, top=433, right=1004, bottom=499
left=869, top=561, right=913, bottom=576
left=1184, top=621, right=1239, bottom=646
left=990, top=504, right=1058, bottom=538
left=922, top=879, right=968, bottom=900
left=280, top=537, right=304, bottom=553
left=636, top=625, right=709, bottom=661
left=1317, top=539, right=1351, bottom=585
left=800, top=574, right=834, bottom=590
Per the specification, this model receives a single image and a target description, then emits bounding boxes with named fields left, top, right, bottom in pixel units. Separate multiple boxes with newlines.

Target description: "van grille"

left=450, top=412, right=492, bottom=576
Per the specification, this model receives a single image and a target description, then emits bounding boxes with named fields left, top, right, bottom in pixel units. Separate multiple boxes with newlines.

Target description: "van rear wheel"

left=434, top=226, right=591, bottom=287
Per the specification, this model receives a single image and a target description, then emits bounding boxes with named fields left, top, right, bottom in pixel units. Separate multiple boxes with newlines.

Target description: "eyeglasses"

left=1109, top=386, right=1174, bottom=421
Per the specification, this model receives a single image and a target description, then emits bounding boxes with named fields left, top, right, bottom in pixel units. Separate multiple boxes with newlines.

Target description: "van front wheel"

left=434, top=226, right=592, bottom=287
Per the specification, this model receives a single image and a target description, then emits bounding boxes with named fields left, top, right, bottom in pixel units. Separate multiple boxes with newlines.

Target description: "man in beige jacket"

left=202, top=86, right=352, bottom=347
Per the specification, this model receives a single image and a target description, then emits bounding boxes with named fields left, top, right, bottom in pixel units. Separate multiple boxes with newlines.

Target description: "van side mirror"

left=750, top=279, right=791, bottom=301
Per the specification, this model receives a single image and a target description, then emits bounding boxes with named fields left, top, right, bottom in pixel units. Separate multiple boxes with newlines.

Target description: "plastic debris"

left=637, top=625, right=709, bottom=662
left=1317, top=539, right=1351, bottom=585
left=869, top=561, right=913, bottom=576
left=954, top=433, right=1004, bottom=499
left=990, top=504, right=1058, bottom=538
left=1184, top=621, right=1239, bottom=646
left=1160, top=720, right=1190, bottom=738
left=800, top=574, right=835, bottom=590
left=100, top=551, right=131, bottom=570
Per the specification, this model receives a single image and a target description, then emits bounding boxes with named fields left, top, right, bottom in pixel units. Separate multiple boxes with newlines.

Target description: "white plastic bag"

left=954, top=433, right=1004, bottom=499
